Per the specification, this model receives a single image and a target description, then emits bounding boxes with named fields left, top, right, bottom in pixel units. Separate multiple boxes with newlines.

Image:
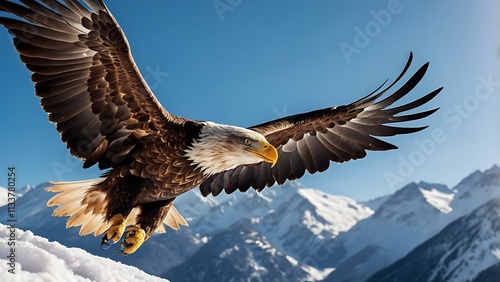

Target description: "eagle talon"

left=100, top=240, right=111, bottom=250
left=117, top=226, right=146, bottom=255
left=101, top=214, right=126, bottom=250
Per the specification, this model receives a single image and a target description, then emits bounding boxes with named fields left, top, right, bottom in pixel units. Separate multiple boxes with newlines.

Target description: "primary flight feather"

left=0, top=0, right=441, bottom=255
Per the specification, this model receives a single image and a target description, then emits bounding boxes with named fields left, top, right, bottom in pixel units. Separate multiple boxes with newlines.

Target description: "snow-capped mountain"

left=191, top=182, right=373, bottom=254
left=0, top=224, right=167, bottom=281
left=165, top=219, right=321, bottom=282
left=367, top=195, right=500, bottom=282
left=1, top=164, right=498, bottom=281
left=323, top=181, right=454, bottom=282
left=165, top=183, right=374, bottom=281
left=256, top=187, right=373, bottom=268
left=323, top=165, right=500, bottom=282
left=450, top=165, right=500, bottom=216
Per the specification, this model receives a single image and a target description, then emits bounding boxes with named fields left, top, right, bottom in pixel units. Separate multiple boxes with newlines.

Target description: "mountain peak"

left=375, top=181, right=450, bottom=219
left=416, top=181, right=450, bottom=193
left=451, top=164, right=500, bottom=214
left=383, top=182, right=424, bottom=206
left=480, top=164, right=500, bottom=186
left=296, top=188, right=373, bottom=232
left=456, top=164, right=500, bottom=189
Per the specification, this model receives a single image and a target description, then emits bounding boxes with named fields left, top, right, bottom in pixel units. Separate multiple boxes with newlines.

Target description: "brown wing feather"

left=200, top=53, right=442, bottom=196
left=0, top=0, right=182, bottom=169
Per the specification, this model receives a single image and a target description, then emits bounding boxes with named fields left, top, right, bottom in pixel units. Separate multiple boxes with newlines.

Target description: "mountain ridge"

left=367, top=195, right=500, bottom=282
left=323, top=165, right=500, bottom=282
left=0, top=164, right=498, bottom=281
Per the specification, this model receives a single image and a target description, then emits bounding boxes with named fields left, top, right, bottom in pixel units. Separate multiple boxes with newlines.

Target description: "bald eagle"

left=0, top=0, right=441, bottom=255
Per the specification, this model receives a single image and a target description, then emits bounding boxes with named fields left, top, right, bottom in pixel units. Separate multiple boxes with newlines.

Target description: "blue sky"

left=0, top=0, right=498, bottom=201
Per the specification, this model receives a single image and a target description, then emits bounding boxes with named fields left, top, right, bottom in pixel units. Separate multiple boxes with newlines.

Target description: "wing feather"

left=316, top=132, right=348, bottom=161
left=200, top=53, right=441, bottom=196
left=0, top=0, right=182, bottom=169
left=304, top=134, right=330, bottom=172
left=273, top=152, right=290, bottom=185
left=237, top=166, right=253, bottom=193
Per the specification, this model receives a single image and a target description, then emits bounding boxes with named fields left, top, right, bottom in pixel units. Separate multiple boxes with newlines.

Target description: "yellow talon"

left=118, top=226, right=146, bottom=255
left=101, top=214, right=126, bottom=249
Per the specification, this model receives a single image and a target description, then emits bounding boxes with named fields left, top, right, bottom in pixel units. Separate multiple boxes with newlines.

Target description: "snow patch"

left=298, top=188, right=374, bottom=234
left=419, top=187, right=454, bottom=214
left=286, top=255, right=298, bottom=266
left=302, top=265, right=335, bottom=281
left=492, top=248, right=500, bottom=260
left=0, top=224, right=167, bottom=282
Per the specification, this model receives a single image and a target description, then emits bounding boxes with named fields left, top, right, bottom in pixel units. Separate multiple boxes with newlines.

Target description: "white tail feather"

left=162, top=206, right=188, bottom=231
left=47, top=178, right=188, bottom=236
left=156, top=224, right=167, bottom=234
left=46, top=178, right=110, bottom=236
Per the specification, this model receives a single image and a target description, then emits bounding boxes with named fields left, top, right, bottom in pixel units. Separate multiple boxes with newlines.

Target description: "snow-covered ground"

left=0, top=224, right=167, bottom=282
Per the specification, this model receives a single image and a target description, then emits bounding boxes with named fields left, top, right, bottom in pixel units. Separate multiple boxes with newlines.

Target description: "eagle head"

left=185, top=122, right=278, bottom=176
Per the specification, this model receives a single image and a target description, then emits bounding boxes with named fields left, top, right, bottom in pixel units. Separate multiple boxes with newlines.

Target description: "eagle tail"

left=47, top=178, right=188, bottom=236
left=160, top=205, right=189, bottom=233
left=46, top=178, right=111, bottom=236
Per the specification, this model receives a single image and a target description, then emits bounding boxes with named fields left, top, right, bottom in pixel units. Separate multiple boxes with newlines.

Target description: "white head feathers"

left=184, top=122, right=273, bottom=176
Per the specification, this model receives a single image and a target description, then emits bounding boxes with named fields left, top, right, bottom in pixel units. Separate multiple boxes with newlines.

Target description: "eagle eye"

left=244, top=138, right=252, bottom=146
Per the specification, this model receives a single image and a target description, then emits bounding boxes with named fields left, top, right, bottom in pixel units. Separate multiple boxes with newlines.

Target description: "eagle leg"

left=116, top=226, right=146, bottom=255
left=101, top=213, right=126, bottom=250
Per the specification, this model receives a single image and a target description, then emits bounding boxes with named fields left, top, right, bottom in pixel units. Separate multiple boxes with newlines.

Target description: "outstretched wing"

left=200, top=53, right=442, bottom=196
left=0, top=0, right=180, bottom=169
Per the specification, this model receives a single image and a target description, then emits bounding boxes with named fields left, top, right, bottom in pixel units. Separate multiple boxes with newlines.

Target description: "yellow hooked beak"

left=247, top=141, right=278, bottom=167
